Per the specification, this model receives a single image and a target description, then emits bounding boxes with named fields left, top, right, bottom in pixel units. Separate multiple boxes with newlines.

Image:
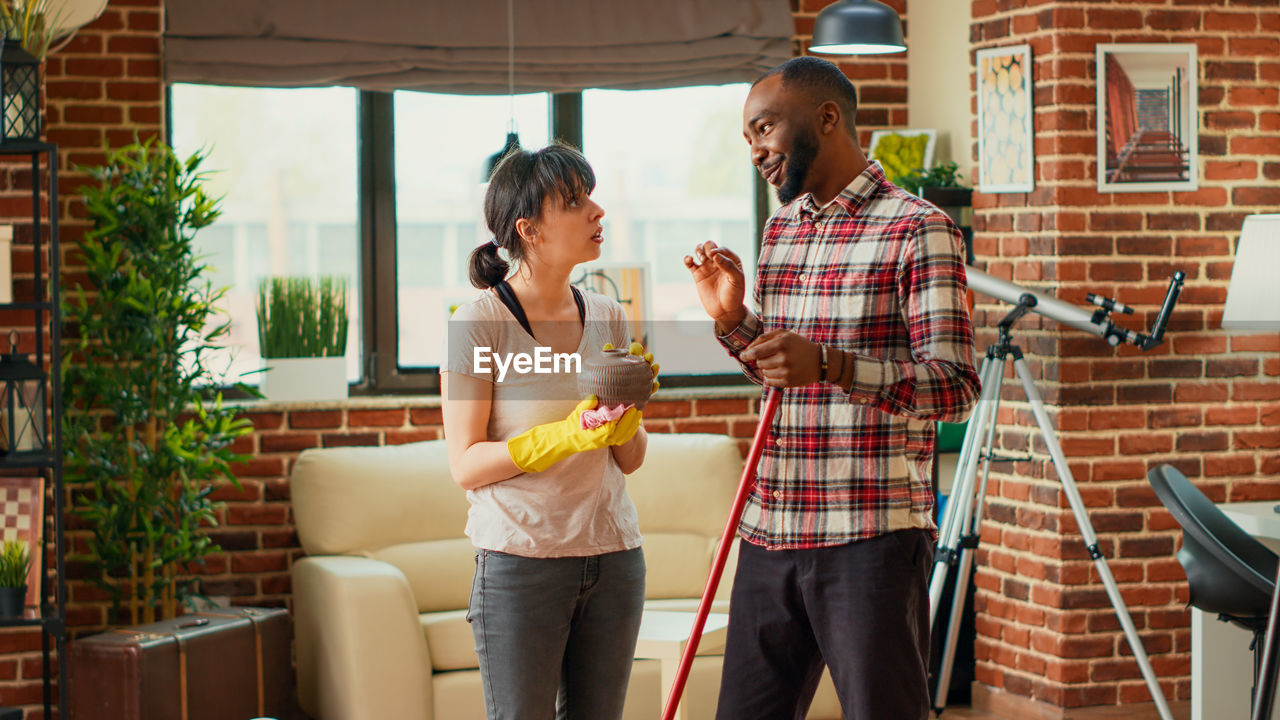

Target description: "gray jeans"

left=467, top=547, right=646, bottom=720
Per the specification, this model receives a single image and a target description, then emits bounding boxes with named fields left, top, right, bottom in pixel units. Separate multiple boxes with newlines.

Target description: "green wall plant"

left=256, top=276, right=349, bottom=359
left=62, top=138, right=255, bottom=625
left=0, top=540, right=30, bottom=589
left=901, top=161, right=969, bottom=193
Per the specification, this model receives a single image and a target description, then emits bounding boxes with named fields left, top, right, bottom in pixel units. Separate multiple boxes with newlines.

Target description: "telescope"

left=965, top=266, right=1185, bottom=350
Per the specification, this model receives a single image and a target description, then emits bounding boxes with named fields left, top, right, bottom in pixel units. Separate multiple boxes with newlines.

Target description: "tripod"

left=928, top=297, right=1174, bottom=720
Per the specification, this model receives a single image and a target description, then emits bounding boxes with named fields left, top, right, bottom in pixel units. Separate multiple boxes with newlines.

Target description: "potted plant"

left=0, top=538, right=30, bottom=616
left=255, top=275, right=350, bottom=403
left=62, top=138, right=256, bottom=625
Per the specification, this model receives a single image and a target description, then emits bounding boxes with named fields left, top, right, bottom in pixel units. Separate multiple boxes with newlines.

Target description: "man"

left=684, top=56, right=980, bottom=719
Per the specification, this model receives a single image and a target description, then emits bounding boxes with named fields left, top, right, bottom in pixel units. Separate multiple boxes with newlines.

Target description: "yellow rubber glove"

left=629, top=340, right=661, bottom=395
left=508, top=395, right=641, bottom=473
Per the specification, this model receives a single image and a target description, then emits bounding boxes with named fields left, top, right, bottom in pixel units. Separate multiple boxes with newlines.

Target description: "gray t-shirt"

left=445, top=288, right=643, bottom=558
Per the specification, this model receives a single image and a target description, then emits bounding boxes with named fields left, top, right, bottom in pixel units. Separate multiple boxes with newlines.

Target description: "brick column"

left=969, top=0, right=1280, bottom=712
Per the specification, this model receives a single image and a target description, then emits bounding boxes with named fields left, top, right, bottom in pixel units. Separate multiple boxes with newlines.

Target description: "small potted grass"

left=0, top=539, right=31, bottom=617
left=255, top=276, right=350, bottom=402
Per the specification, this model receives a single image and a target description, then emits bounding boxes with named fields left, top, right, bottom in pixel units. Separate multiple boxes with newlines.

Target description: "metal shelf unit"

left=0, top=141, right=65, bottom=719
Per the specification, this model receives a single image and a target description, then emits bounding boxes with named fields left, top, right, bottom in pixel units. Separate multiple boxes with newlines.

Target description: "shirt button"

left=776, top=438, right=785, bottom=447
left=858, top=397, right=868, bottom=404
left=798, top=273, right=808, bottom=282
left=813, top=221, right=823, bottom=231
left=772, top=490, right=782, bottom=499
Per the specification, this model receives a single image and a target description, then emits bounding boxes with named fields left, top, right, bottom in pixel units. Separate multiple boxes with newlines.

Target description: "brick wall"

left=0, top=0, right=162, bottom=713
left=2, top=0, right=1276, bottom=715
left=968, top=0, right=1280, bottom=712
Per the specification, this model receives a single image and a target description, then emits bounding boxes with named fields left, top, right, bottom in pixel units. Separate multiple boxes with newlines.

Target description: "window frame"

left=169, top=87, right=768, bottom=396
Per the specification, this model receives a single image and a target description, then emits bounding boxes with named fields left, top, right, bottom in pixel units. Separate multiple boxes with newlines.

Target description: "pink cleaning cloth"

left=580, top=403, right=634, bottom=430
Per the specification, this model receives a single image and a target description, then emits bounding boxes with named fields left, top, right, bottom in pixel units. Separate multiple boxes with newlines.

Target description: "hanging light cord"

left=506, top=0, right=516, bottom=134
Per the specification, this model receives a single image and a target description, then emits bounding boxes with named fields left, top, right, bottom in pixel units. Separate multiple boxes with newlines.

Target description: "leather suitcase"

left=69, top=607, right=292, bottom=720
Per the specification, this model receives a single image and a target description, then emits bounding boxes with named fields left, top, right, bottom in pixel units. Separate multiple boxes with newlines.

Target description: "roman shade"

left=164, top=0, right=794, bottom=93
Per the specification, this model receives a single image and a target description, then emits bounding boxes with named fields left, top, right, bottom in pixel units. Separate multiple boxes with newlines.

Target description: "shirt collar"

left=796, top=161, right=887, bottom=220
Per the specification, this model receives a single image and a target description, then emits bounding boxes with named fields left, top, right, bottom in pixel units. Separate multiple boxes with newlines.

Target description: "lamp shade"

left=1222, top=214, right=1280, bottom=331
left=808, top=0, right=906, bottom=55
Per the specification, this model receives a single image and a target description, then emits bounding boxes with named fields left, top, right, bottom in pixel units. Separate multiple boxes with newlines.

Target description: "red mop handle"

left=660, top=388, right=782, bottom=720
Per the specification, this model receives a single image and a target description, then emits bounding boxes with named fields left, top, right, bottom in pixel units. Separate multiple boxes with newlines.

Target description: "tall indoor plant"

left=62, top=138, right=255, bottom=625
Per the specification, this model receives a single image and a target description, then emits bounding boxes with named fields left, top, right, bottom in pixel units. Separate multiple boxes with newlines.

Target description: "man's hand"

left=684, top=241, right=747, bottom=334
left=739, top=329, right=823, bottom=388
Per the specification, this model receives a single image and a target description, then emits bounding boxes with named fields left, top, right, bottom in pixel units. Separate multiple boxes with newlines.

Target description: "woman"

left=442, top=142, right=652, bottom=720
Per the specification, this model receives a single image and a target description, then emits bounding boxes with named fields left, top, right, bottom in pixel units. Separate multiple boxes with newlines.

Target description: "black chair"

left=1147, top=464, right=1280, bottom=716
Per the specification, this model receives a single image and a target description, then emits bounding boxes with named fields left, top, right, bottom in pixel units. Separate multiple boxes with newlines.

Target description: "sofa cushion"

left=421, top=609, right=477, bottom=671
left=626, top=434, right=743, bottom=539
left=292, top=440, right=469, bottom=556
left=641, top=533, right=715, bottom=600
left=370, top=538, right=476, bottom=613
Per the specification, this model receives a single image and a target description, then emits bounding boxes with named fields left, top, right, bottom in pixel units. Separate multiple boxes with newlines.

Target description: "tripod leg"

left=1012, top=357, right=1175, bottom=720
left=932, top=355, right=1009, bottom=711
left=1250, top=557, right=1280, bottom=720
left=930, top=354, right=1003, bottom=623
left=934, top=532, right=978, bottom=713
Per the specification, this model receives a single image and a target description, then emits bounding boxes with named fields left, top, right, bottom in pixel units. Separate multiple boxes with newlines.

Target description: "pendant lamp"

left=485, top=0, right=521, bottom=180
left=808, top=0, right=907, bottom=55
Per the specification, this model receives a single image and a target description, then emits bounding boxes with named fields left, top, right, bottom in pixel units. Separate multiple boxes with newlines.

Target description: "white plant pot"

left=259, top=357, right=348, bottom=403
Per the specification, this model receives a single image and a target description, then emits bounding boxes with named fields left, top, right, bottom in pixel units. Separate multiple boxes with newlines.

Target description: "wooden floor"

left=939, top=707, right=1001, bottom=718
left=937, top=701, right=1191, bottom=720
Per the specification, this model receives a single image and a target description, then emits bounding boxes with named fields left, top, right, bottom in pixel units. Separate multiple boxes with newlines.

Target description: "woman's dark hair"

left=468, top=142, right=597, bottom=289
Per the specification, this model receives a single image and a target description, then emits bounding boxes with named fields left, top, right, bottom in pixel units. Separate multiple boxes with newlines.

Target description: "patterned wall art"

left=0, top=475, right=43, bottom=608
left=1096, top=43, right=1198, bottom=193
left=977, top=44, right=1034, bottom=193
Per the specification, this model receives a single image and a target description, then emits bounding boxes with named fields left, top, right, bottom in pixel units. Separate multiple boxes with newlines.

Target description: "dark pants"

left=715, top=530, right=934, bottom=720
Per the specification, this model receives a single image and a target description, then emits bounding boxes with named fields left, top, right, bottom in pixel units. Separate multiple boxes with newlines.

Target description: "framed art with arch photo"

left=1096, top=43, right=1198, bottom=193
left=976, top=44, right=1034, bottom=193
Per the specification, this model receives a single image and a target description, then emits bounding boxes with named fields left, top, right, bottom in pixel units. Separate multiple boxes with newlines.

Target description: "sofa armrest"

left=294, top=556, right=434, bottom=720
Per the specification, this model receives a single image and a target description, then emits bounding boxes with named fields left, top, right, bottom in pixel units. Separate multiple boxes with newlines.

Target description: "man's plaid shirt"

left=719, top=162, right=980, bottom=550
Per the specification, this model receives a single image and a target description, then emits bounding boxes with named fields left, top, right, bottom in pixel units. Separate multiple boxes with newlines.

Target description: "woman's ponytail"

left=467, top=240, right=509, bottom=289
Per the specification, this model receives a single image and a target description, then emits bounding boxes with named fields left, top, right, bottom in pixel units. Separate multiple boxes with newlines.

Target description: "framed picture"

left=869, top=128, right=937, bottom=184
left=1096, top=43, right=1198, bottom=192
left=977, top=44, right=1034, bottom=193
left=572, top=263, right=651, bottom=348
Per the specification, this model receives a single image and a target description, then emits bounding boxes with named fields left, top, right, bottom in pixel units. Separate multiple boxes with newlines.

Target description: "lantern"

left=0, top=40, right=40, bottom=143
left=0, top=331, right=46, bottom=457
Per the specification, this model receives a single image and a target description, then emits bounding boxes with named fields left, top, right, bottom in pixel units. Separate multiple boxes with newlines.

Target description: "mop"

left=659, top=388, right=782, bottom=720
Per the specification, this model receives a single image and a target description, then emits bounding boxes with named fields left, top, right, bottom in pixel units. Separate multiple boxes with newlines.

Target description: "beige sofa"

left=290, top=433, right=840, bottom=720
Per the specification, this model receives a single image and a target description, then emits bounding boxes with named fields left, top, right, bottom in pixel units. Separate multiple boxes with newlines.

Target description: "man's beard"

left=776, top=126, right=819, bottom=204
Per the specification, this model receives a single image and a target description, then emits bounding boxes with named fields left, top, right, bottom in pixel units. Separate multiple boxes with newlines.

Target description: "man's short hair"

left=755, top=56, right=859, bottom=136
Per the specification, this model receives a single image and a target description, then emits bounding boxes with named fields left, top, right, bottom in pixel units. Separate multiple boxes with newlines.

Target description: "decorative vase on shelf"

left=578, top=348, right=652, bottom=410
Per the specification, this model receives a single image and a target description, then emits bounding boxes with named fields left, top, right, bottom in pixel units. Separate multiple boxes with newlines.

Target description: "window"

left=583, top=85, right=755, bottom=376
left=169, top=84, right=361, bottom=384
left=170, top=83, right=761, bottom=393
left=393, top=91, right=550, bottom=369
